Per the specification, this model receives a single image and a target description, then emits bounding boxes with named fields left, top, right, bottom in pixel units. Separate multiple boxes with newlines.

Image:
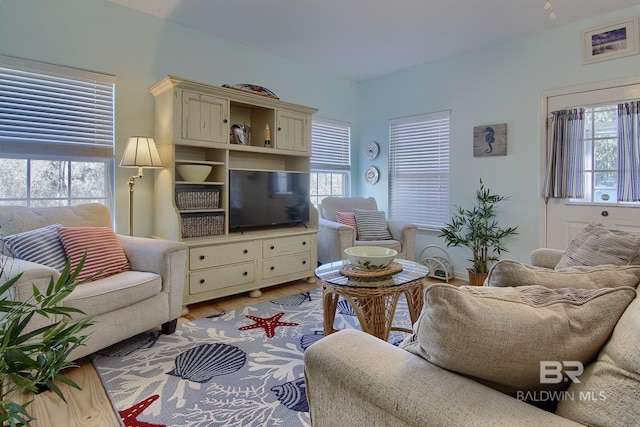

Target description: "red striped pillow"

left=57, top=226, right=130, bottom=281
left=335, top=211, right=359, bottom=240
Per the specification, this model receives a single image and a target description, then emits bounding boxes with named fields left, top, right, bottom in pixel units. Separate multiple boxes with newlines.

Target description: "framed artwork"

left=582, top=17, right=640, bottom=65
left=473, top=123, right=507, bottom=157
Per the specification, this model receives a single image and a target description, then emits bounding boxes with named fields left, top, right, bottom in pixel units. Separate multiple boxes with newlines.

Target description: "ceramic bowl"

left=176, top=164, right=212, bottom=182
left=344, top=246, right=397, bottom=270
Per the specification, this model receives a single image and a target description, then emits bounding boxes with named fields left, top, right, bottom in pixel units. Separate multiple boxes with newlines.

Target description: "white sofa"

left=304, top=247, right=640, bottom=426
left=0, top=203, right=187, bottom=361
left=317, top=196, right=417, bottom=264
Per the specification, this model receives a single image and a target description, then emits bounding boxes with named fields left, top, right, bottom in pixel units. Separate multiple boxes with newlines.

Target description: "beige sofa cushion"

left=555, top=294, right=640, bottom=426
left=485, top=259, right=640, bottom=289
left=400, top=284, right=636, bottom=395
left=555, top=223, right=640, bottom=269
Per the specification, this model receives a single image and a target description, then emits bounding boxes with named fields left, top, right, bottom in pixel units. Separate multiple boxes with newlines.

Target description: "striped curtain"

left=542, top=108, right=585, bottom=200
left=617, top=101, right=640, bottom=202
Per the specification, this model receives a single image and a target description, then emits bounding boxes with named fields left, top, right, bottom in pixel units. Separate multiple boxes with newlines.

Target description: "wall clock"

left=364, top=141, right=379, bottom=160
left=365, top=166, right=380, bottom=184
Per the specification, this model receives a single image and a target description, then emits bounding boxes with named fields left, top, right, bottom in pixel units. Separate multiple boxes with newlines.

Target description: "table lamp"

left=119, top=136, right=163, bottom=236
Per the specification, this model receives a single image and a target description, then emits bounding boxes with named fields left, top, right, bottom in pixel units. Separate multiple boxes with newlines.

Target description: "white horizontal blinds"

left=389, top=111, right=450, bottom=230
left=311, top=117, right=351, bottom=170
left=0, top=55, right=115, bottom=160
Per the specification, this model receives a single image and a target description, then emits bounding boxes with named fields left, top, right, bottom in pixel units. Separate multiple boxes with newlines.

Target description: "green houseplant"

left=0, top=256, right=94, bottom=426
left=440, top=180, right=518, bottom=285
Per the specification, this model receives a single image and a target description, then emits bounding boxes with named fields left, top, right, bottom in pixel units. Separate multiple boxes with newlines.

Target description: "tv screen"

left=229, top=170, right=310, bottom=229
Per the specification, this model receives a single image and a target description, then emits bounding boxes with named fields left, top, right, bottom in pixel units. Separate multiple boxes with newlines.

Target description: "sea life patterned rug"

left=91, top=288, right=411, bottom=427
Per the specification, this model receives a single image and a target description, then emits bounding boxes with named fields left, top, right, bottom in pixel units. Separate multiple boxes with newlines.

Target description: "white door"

left=543, top=81, right=640, bottom=249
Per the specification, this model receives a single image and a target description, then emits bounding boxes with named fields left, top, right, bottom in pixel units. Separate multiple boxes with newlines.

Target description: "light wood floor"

left=20, top=276, right=461, bottom=427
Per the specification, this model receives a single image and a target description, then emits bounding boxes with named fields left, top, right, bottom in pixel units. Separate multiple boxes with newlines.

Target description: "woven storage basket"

left=181, top=213, right=224, bottom=238
left=176, top=188, right=220, bottom=210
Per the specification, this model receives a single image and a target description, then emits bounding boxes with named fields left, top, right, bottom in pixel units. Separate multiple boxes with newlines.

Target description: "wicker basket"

left=181, top=213, right=225, bottom=238
left=176, top=188, right=220, bottom=210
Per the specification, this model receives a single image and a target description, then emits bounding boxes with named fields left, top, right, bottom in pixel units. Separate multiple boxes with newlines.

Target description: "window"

left=0, top=55, right=115, bottom=208
left=570, top=103, right=638, bottom=205
left=310, top=117, right=351, bottom=206
left=389, top=111, right=450, bottom=231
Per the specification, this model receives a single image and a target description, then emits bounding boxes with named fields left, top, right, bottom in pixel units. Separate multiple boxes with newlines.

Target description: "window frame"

left=310, top=117, right=351, bottom=206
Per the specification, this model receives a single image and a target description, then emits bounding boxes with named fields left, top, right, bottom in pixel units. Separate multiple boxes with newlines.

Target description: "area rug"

left=91, top=288, right=411, bottom=427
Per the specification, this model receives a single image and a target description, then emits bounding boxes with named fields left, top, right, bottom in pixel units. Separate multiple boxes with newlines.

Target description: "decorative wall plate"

left=364, top=141, right=379, bottom=160
left=365, top=166, right=379, bottom=184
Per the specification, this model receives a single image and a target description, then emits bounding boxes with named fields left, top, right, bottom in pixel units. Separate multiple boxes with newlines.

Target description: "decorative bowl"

left=344, top=246, right=397, bottom=270
left=176, top=164, right=212, bottom=182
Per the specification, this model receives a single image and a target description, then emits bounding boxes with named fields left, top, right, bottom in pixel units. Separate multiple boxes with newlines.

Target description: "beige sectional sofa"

left=0, top=203, right=187, bottom=360
left=305, top=233, right=640, bottom=426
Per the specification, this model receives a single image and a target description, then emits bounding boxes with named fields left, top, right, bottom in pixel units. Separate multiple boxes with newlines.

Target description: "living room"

left=1, top=1, right=640, bottom=426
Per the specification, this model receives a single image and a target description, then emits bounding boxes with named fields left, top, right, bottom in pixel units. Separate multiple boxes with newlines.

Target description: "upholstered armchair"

left=0, top=203, right=187, bottom=361
left=317, top=196, right=417, bottom=265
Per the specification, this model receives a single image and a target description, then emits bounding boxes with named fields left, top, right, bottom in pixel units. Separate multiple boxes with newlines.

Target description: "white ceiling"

left=107, top=0, right=639, bottom=81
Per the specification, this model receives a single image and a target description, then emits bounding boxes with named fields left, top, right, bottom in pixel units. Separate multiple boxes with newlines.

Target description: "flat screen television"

left=229, top=170, right=310, bottom=230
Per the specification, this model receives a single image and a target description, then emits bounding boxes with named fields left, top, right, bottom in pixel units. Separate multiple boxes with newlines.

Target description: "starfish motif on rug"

left=119, top=394, right=165, bottom=427
left=239, top=312, right=299, bottom=338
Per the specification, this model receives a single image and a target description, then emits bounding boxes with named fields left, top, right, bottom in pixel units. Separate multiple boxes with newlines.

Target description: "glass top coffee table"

left=315, top=258, right=429, bottom=341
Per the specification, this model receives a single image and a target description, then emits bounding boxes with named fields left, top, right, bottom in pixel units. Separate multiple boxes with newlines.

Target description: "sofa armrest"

left=116, top=235, right=187, bottom=320
left=530, top=248, right=565, bottom=269
left=387, top=220, right=418, bottom=261
left=304, top=330, right=581, bottom=427
left=317, top=218, right=355, bottom=264
left=1, top=255, right=61, bottom=302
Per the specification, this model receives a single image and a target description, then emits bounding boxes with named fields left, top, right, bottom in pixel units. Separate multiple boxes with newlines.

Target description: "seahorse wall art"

left=473, top=123, right=507, bottom=157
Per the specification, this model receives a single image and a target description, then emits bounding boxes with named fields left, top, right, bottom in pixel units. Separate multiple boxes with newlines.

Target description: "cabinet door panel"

left=263, top=234, right=312, bottom=258
left=276, top=110, right=309, bottom=153
left=190, top=242, right=255, bottom=270
left=182, top=91, right=228, bottom=143
left=262, top=253, right=311, bottom=279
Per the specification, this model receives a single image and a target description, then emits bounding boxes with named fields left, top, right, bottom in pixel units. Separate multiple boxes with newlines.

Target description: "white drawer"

left=190, top=241, right=255, bottom=270
left=262, top=234, right=312, bottom=258
left=262, top=252, right=311, bottom=280
left=189, top=262, right=255, bottom=295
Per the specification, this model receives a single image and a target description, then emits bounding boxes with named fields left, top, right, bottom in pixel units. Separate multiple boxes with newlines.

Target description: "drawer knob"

left=223, top=118, right=228, bottom=123
left=199, top=279, right=205, bottom=284
left=199, top=255, right=205, bottom=260
left=302, top=241, right=307, bottom=245
left=270, top=245, right=275, bottom=250
left=243, top=249, right=248, bottom=254
left=243, top=271, right=248, bottom=276
left=302, top=260, right=307, bottom=265
left=270, top=266, right=275, bottom=270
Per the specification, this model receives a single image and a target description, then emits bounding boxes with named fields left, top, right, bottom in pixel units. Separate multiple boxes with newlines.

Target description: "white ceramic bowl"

left=176, top=164, right=212, bottom=182
left=344, top=246, right=398, bottom=270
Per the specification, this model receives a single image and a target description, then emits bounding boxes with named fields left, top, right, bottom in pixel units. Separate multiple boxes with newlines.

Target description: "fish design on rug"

left=239, top=312, right=299, bottom=338
left=168, top=343, right=246, bottom=383
left=97, top=331, right=160, bottom=357
left=270, top=291, right=312, bottom=306
left=271, top=378, right=309, bottom=412
left=119, top=394, right=165, bottom=427
left=300, top=330, right=324, bottom=350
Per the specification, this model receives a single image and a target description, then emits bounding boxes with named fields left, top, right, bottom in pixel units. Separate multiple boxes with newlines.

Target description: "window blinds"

left=389, top=111, right=450, bottom=231
left=0, top=55, right=115, bottom=160
left=311, top=117, right=351, bottom=171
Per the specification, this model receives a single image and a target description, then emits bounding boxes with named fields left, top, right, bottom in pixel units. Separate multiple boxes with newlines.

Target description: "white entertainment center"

left=150, top=76, right=318, bottom=309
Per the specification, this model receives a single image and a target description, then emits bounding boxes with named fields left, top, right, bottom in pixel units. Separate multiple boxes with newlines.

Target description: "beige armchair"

left=0, top=203, right=187, bottom=361
left=317, top=196, right=417, bottom=265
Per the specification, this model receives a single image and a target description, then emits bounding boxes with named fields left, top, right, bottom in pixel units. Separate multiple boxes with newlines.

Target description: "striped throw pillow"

left=3, top=224, right=68, bottom=271
left=353, top=209, right=392, bottom=240
left=335, top=211, right=359, bottom=240
left=58, top=226, right=130, bottom=281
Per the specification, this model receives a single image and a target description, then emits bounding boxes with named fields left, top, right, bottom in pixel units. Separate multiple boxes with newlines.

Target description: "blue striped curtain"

left=617, top=101, right=640, bottom=202
left=542, top=108, right=585, bottom=200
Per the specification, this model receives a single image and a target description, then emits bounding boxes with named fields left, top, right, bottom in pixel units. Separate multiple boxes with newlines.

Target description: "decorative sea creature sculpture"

left=483, top=126, right=495, bottom=153
left=168, top=343, right=246, bottom=383
left=271, top=378, right=309, bottom=412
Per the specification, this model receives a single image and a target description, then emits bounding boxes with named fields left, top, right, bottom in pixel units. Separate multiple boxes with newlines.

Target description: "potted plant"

left=0, top=256, right=94, bottom=426
left=440, top=180, right=518, bottom=285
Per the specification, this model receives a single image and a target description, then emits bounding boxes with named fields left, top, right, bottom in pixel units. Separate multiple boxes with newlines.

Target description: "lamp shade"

left=119, top=136, right=163, bottom=168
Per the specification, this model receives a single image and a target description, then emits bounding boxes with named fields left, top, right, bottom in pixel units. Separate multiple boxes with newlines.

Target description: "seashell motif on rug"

left=91, top=288, right=411, bottom=427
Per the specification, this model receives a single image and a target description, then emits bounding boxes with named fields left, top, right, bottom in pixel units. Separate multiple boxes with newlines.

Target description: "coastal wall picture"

left=473, top=123, right=507, bottom=157
left=582, top=17, right=640, bottom=64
